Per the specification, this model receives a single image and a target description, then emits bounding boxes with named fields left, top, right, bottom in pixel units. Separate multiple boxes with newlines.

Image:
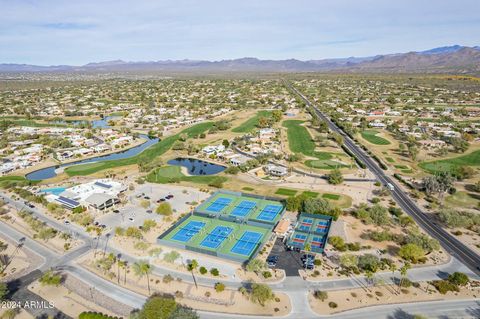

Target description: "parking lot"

left=97, top=183, right=210, bottom=229
left=267, top=238, right=303, bottom=276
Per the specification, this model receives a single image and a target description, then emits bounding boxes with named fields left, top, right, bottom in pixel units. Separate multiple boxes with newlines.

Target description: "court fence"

left=156, top=189, right=286, bottom=263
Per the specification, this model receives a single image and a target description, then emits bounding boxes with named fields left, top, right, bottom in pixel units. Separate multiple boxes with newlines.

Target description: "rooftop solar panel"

left=94, top=181, right=112, bottom=189
left=56, top=196, right=80, bottom=207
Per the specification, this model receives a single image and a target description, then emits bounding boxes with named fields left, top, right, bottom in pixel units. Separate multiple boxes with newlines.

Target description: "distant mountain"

left=418, top=45, right=466, bottom=55
left=1, top=45, right=479, bottom=74
left=347, top=47, right=480, bottom=73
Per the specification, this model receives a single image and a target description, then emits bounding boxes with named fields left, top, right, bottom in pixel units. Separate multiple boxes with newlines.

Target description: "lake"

left=25, top=114, right=159, bottom=181
left=167, top=158, right=226, bottom=175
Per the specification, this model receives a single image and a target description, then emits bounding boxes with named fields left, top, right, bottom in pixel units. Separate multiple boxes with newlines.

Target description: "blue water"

left=26, top=134, right=158, bottom=181
left=49, top=116, right=120, bottom=129
left=40, top=187, right=67, bottom=196
left=167, top=158, right=226, bottom=175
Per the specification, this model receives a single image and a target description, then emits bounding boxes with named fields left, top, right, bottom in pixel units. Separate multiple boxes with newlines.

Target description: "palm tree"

left=399, top=262, right=410, bottom=293
left=389, top=263, right=398, bottom=294
left=365, top=270, right=374, bottom=286
left=116, top=254, right=122, bottom=284
left=123, top=261, right=128, bottom=285
left=132, top=260, right=152, bottom=294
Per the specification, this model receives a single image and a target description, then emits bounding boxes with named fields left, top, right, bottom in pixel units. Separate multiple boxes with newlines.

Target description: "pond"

left=167, top=158, right=226, bottom=175
left=49, top=116, right=120, bottom=128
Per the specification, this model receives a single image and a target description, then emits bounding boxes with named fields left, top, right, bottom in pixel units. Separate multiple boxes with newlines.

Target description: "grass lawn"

left=231, top=110, right=272, bottom=133
left=419, top=150, right=480, bottom=174
left=301, top=191, right=319, bottom=198
left=322, top=193, right=340, bottom=200
left=361, top=130, right=391, bottom=145
left=242, top=187, right=255, bottom=191
left=445, top=191, right=480, bottom=209
left=304, top=159, right=346, bottom=169
left=65, top=122, right=213, bottom=176
left=282, top=120, right=347, bottom=169
left=0, top=175, right=39, bottom=187
left=394, top=164, right=409, bottom=169
left=3, top=119, right=67, bottom=128
left=275, top=188, right=298, bottom=196
left=386, top=157, right=395, bottom=163
left=146, top=165, right=228, bottom=185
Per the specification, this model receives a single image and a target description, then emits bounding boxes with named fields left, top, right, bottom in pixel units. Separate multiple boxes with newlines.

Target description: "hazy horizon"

left=1, top=0, right=479, bottom=65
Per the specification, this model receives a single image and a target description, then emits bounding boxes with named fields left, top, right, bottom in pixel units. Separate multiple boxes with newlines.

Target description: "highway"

left=287, top=81, right=480, bottom=277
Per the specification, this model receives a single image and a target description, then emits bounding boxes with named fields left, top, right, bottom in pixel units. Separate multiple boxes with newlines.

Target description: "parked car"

left=113, top=209, right=120, bottom=214
left=304, top=263, right=314, bottom=270
left=267, top=255, right=279, bottom=267
left=146, top=209, right=152, bottom=214
left=144, top=196, right=150, bottom=200
left=64, top=220, right=70, bottom=225
left=301, top=254, right=314, bottom=262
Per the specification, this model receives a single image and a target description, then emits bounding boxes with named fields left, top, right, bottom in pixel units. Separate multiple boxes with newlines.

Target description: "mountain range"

left=1, top=45, right=479, bottom=74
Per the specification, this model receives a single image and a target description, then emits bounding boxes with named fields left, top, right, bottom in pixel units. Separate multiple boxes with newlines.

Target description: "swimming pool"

left=40, top=187, right=67, bottom=196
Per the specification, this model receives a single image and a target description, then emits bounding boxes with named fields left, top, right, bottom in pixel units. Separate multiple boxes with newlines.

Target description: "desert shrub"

left=214, top=282, right=225, bottom=293
left=313, top=290, right=328, bottom=301
left=430, top=280, right=460, bottom=294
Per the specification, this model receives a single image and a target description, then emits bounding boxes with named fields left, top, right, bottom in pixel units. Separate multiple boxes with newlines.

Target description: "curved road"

left=2, top=190, right=479, bottom=318
left=286, top=81, right=480, bottom=277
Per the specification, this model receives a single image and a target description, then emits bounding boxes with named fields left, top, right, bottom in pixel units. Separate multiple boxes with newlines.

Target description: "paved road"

left=2, top=187, right=479, bottom=318
left=6, top=270, right=72, bottom=319
left=200, top=298, right=480, bottom=319
left=2, top=191, right=480, bottom=318
left=287, top=81, right=480, bottom=277
left=232, top=145, right=376, bottom=182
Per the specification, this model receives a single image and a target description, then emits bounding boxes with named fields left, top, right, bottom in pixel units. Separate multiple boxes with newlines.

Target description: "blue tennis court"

left=172, top=221, right=206, bottom=242
left=230, top=231, right=263, bottom=256
left=311, top=236, right=324, bottom=249
left=230, top=200, right=256, bottom=217
left=315, top=220, right=329, bottom=232
left=298, top=218, right=313, bottom=232
left=292, top=233, right=307, bottom=245
left=257, top=204, right=282, bottom=221
left=200, top=226, right=232, bottom=249
left=206, top=197, right=232, bottom=213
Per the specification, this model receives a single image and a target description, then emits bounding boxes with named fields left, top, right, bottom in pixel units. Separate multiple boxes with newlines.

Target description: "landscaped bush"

left=328, top=236, right=346, bottom=251
left=79, top=312, right=120, bottom=319
left=199, top=266, right=208, bottom=275
left=328, top=302, right=338, bottom=309
left=210, top=268, right=219, bottom=276
left=448, top=272, right=469, bottom=286
left=156, top=202, right=173, bottom=216
left=313, top=290, right=328, bottom=301
left=430, top=280, right=460, bottom=294
left=162, top=274, right=174, bottom=284
left=214, top=282, right=225, bottom=292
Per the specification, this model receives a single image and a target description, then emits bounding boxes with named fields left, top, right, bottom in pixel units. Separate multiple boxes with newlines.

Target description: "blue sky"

left=1, top=0, right=479, bottom=65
